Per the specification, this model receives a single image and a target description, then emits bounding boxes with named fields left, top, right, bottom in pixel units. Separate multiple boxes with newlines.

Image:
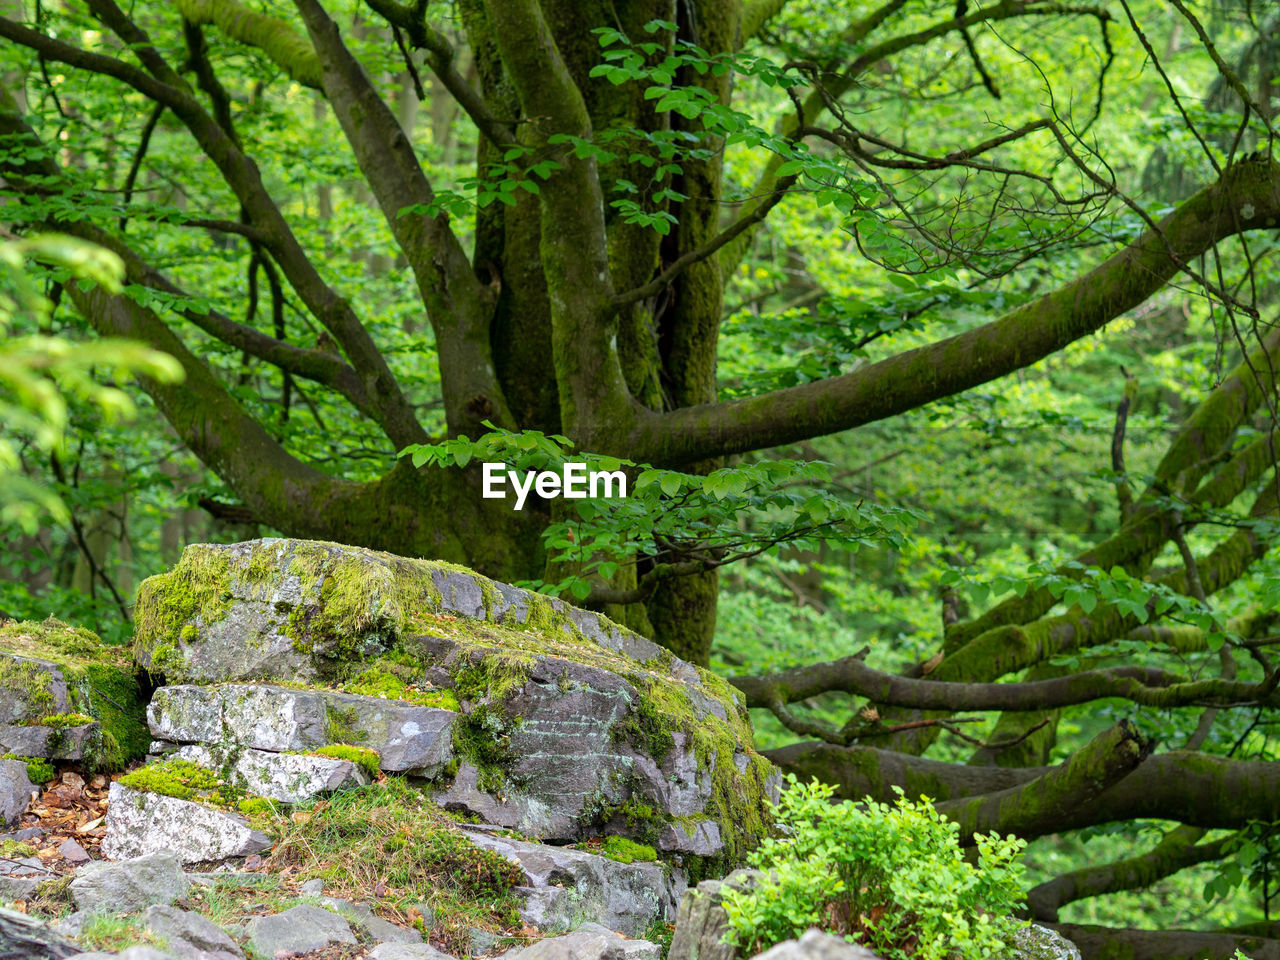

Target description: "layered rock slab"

left=101, top=784, right=271, bottom=863
left=133, top=539, right=776, bottom=861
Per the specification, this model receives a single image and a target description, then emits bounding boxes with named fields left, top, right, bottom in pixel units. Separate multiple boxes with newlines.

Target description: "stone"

left=0, top=827, right=43, bottom=843
left=493, top=928, right=655, bottom=960
left=1013, top=924, right=1082, bottom=960
left=319, top=897, right=422, bottom=945
left=0, top=875, right=39, bottom=901
left=175, top=745, right=367, bottom=804
left=57, top=839, right=89, bottom=865
left=465, top=927, right=502, bottom=956
left=141, top=904, right=243, bottom=960
left=0, top=620, right=151, bottom=768
left=0, top=722, right=101, bottom=762
left=368, top=945, right=458, bottom=960
left=68, top=949, right=176, bottom=960
left=100, top=784, right=271, bottom=864
left=299, top=878, right=324, bottom=896
left=51, top=912, right=88, bottom=938
left=0, top=760, right=33, bottom=826
left=0, top=655, right=68, bottom=724
left=244, top=904, right=356, bottom=958
left=0, top=856, right=50, bottom=878
left=752, top=930, right=881, bottom=960
left=462, top=829, right=681, bottom=938
left=0, top=904, right=78, bottom=959
left=667, top=871, right=760, bottom=960
left=134, top=539, right=774, bottom=856
left=69, top=851, right=191, bottom=914
left=150, top=686, right=455, bottom=777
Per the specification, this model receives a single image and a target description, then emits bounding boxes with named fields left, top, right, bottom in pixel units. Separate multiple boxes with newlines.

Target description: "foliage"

left=723, top=777, right=1028, bottom=960
left=0, top=235, right=181, bottom=533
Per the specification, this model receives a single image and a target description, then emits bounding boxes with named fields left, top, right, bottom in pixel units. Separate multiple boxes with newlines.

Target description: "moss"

left=0, top=619, right=149, bottom=770
left=339, top=666, right=460, bottom=711
left=179, top=624, right=199, bottom=644
left=324, top=705, right=367, bottom=745
left=118, top=757, right=249, bottom=809
left=314, top=744, right=381, bottom=778
left=450, top=703, right=517, bottom=792
left=150, top=641, right=185, bottom=678
left=0, top=656, right=56, bottom=717
left=21, top=755, right=55, bottom=783
left=26, top=712, right=93, bottom=728
left=237, top=797, right=276, bottom=816
left=0, top=839, right=36, bottom=858
left=599, top=835, right=657, bottom=864
left=134, top=548, right=233, bottom=662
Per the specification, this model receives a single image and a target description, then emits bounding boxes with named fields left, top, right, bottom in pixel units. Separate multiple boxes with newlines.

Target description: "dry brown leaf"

left=921, top=652, right=944, bottom=675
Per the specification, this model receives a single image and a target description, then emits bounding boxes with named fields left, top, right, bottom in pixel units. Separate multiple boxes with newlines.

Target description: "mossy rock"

left=134, top=539, right=777, bottom=869
left=0, top=618, right=149, bottom=770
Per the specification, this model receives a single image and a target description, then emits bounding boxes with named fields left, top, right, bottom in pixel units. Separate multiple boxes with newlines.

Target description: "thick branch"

left=629, top=158, right=1280, bottom=466
left=934, top=721, right=1148, bottom=839
left=731, top=658, right=1276, bottom=713
left=1050, top=923, right=1279, bottom=960
left=1027, top=825, right=1227, bottom=922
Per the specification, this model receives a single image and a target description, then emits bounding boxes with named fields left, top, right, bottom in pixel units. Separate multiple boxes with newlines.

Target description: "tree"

left=6, top=2, right=1280, bottom=954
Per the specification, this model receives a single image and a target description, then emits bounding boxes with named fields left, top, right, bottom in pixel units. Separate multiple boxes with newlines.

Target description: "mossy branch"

left=176, top=0, right=323, bottom=89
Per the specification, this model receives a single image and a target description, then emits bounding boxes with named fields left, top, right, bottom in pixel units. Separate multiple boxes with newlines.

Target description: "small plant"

left=722, top=776, right=1028, bottom=960
left=76, top=913, right=165, bottom=952
left=314, top=744, right=381, bottom=779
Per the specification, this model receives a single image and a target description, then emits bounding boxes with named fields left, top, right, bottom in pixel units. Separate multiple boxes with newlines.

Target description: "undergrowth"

left=260, top=777, right=526, bottom=955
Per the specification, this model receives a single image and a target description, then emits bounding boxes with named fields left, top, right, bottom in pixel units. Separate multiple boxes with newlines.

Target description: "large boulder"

left=132, top=539, right=777, bottom=861
left=0, top=619, right=149, bottom=769
left=100, top=783, right=271, bottom=863
left=68, top=850, right=191, bottom=914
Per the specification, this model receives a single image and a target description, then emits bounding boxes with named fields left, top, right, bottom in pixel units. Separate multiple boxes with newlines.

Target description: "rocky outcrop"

left=128, top=538, right=776, bottom=863
left=0, top=619, right=149, bottom=771
left=463, top=828, right=683, bottom=937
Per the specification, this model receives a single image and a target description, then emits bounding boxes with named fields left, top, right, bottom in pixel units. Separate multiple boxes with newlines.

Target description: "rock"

left=57, top=839, right=89, bottom=865
left=0, top=722, right=101, bottom=762
left=667, top=870, right=760, bottom=960
left=0, top=760, right=33, bottom=826
left=574, top=924, right=661, bottom=960
left=466, top=927, right=502, bottom=956
left=0, top=856, right=50, bottom=878
left=244, top=904, right=356, bottom=958
left=69, top=850, right=191, bottom=914
left=1013, top=924, right=1082, bottom=960
left=299, top=878, right=324, bottom=896
left=0, top=903, right=79, bottom=959
left=100, top=783, right=271, bottom=863
left=51, top=913, right=88, bottom=939
left=0, top=620, right=150, bottom=767
left=0, top=875, right=39, bottom=901
left=494, top=927, right=660, bottom=960
left=68, top=949, right=176, bottom=960
left=134, top=539, right=774, bottom=856
left=319, top=897, right=422, bottom=945
left=753, top=930, right=881, bottom=960
left=368, top=945, right=458, bottom=960
left=0, top=827, right=43, bottom=843
left=150, top=686, right=454, bottom=777
left=141, top=904, right=243, bottom=960
left=462, top=829, right=680, bottom=938
left=175, top=745, right=367, bottom=804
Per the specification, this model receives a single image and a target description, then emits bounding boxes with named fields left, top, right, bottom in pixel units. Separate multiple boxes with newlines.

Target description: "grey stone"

left=0, top=875, right=39, bottom=901
left=369, top=945, right=458, bottom=960
left=494, top=928, right=635, bottom=960
left=52, top=912, right=88, bottom=938
left=1013, top=924, right=1082, bottom=960
left=667, top=870, right=760, bottom=960
left=57, top=839, right=89, bottom=865
left=0, top=855, right=51, bottom=877
left=466, top=927, right=502, bottom=956
left=142, top=904, right=243, bottom=960
left=0, top=656, right=68, bottom=724
left=299, top=879, right=324, bottom=896
left=68, top=949, right=177, bottom=960
left=151, top=686, right=455, bottom=777
left=462, top=829, right=680, bottom=938
left=244, top=904, right=356, bottom=958
left=69, top=850, right=191, bottom=914
left=0, top=903, right=78, bottom=959
left=176, top=745, right=367, bottom=804
left=0, top=826, right=43, bottom=843
left=573, top=924, right=661, bottom=960
left=319, top=897, right=422, bottom=945
left=657, top=819, right=721, bottom=857
left=100, top=784, right=270, bottom=864
left=0, top=760, right=33, bottom=826
left=753, top=930, right=881, bottom=960
left=0, top=722, right=101, bottom=761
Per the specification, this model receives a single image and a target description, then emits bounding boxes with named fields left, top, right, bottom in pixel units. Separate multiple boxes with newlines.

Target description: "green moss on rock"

left=0, top=618, right=149, bottom=770
left=134, top=548, right=233, bottom=655
left=314, top=744, right=381, bottom=778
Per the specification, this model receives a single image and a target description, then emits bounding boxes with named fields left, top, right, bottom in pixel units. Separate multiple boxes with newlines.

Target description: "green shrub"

left=722, top=776, right=1028, bottom=960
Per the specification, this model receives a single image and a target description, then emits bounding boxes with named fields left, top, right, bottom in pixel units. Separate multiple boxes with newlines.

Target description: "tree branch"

left=629, top=158, right=1280, bottom=466
left=1049, top=923, right=1279, bottom=960
left=175, top=0, right=323, bottom=88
